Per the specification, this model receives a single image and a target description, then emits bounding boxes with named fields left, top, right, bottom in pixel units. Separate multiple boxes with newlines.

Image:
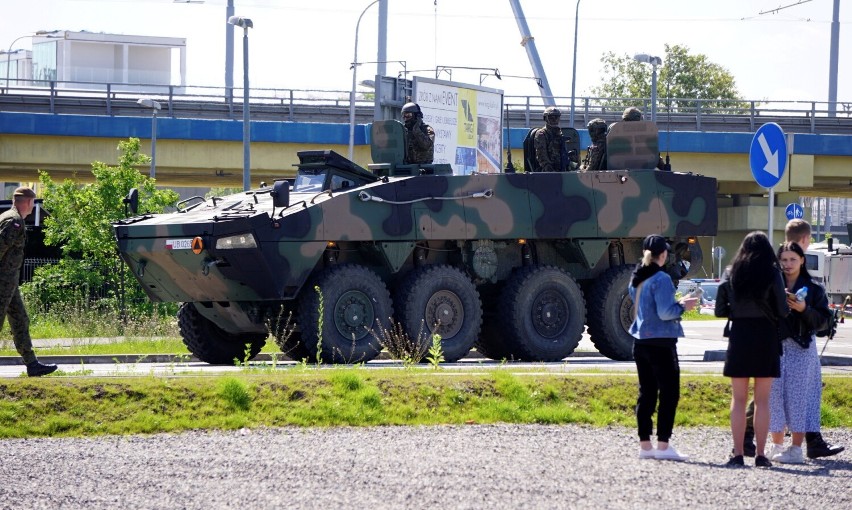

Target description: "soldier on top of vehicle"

left=532, top=107, right=578, bottom=172
left=582, top=118, right=608, bottom=171
left=401, top=102, right=435, bottom=164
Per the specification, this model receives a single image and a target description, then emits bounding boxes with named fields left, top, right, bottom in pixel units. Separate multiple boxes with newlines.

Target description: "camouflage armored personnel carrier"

left=113, top=119, right=716, bottom=364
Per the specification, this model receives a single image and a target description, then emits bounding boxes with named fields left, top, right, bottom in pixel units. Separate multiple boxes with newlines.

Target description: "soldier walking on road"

left=0, top=187, right=57, bottom=377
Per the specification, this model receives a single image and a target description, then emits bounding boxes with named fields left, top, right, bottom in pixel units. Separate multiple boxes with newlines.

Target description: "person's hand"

left=679, top=296, right=698, bottom=312
left=786, top=294, right=807, bottom=313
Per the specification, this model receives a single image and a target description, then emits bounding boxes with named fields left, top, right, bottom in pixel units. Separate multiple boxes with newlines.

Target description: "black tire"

left=269, top=305, right=310, bottom=361
left=177, top=302, right=267, bottom=365
left=497, top=266, right=586, bottom=361
left=396, top=265, right=482, bottom=363
left=586, top=265, right=635, bottom=361
left=298, top=264, right=392, bottom=364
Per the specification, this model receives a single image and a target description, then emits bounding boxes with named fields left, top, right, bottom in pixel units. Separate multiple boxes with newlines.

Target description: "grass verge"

left=1, top=371, right=849, bottom=438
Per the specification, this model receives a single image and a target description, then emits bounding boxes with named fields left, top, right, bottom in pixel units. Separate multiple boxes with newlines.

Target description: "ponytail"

left=641, top=250, right=654, bottom=266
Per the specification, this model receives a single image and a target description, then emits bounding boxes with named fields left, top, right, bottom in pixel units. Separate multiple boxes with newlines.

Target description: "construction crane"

left=507, top=0, right=556, bottom=106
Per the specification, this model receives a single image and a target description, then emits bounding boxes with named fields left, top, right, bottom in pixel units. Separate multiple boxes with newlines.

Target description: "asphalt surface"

left=1, top=319, right=850, bottom=378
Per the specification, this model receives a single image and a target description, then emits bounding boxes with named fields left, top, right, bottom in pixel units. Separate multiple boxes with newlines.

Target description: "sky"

left=1, top=0, right=849, bottom=106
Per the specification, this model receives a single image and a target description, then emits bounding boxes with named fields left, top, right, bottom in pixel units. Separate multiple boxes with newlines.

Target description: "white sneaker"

left=639, top=447, right=656, bottom=459
left=775, top=445, right=805, bottom=464
left=655, top=444, right=689, bottom=461
left=768, top=443, right=786, bottom=461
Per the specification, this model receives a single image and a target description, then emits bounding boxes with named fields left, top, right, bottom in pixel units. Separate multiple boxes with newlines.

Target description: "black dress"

left=723, top=317, right=781, bottom=378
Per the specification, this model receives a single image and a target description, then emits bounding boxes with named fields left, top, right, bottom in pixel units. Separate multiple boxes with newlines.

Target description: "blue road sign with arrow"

left=750, top=122, right=787, bottom=188
left=785, top=203, right=804, bottom=221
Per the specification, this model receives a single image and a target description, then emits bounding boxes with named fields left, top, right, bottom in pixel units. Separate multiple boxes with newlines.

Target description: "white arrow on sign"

left=757, top=133, right=779, bottom=177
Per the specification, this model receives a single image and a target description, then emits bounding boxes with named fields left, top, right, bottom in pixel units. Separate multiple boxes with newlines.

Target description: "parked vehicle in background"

left=677, top=278, right=720, bottom=315
left=806, top=238, right=852, bottom=309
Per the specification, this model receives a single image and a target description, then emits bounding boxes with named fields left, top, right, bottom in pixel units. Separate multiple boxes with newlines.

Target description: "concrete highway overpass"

left=0, top=109, right=850, bottom=276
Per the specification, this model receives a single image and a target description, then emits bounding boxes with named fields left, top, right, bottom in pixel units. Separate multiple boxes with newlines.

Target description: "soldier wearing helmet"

left=622, top=106, right=643, bottom=121
left=533, top=107, right=572, bottom=172
left=582, top=118, right=608, bottom=171
left=401, top=102, right=435, bottom=164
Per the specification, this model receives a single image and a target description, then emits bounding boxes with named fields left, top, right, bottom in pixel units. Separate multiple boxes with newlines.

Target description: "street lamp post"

left=225, top=0, right=235, bottom=106
left=228, top=15, right=253, bottom=191
left=349, top=0, right=379, bottom=161
left=4, top=31, right=58, bottom=90
left=633, top=54, right=662, bottom=122
left=137, top=99, right=162, bottom=178
left=569, top=0, right=581, bottom=128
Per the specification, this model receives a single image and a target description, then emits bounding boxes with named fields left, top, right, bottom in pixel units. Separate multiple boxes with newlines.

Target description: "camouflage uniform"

left=406, top=119, right=435, bottom=164
left=582, top=118, right=608, bottom=171
left=533, top=125, right=566, bottom=172
left=0, top=204, right=36, bottom=364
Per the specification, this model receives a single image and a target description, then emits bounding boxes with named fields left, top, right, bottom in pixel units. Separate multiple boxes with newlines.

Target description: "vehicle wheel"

left=269, top=304, right=310, bottom=361
left=298, top=264, right=392, bottom=364
left=586, top=265, right=635, bottom=361
left=177, top=302, right=267, bottom=365
left=497, top=266, right=586, bottom=361
left=396, top=265, right=482, bottom=363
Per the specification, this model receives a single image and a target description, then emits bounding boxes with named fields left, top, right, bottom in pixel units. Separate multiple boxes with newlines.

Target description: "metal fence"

left=21, top=257, right=59, bottom=283
left=2, top=78, right=851, bottom=135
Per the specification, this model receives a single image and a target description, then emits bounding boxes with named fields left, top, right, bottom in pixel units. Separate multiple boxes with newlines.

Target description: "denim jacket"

left=628, top=270, right=685, bottom=341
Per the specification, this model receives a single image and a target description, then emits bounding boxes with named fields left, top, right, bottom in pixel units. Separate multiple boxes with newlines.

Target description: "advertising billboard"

left=413, top=77, right=503, bottom=175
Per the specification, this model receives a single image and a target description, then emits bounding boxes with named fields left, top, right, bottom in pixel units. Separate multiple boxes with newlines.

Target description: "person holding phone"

left=767, top=241, right=832, bottom=463
left=629, top=235, right=698, bottom=461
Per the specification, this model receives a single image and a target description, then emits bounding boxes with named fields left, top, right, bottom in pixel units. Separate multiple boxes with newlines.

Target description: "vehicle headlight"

left=216, top=233, right=257, bottom=249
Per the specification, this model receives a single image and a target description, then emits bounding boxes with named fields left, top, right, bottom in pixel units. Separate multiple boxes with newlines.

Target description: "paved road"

left=1, top=320, right=850, bottom=378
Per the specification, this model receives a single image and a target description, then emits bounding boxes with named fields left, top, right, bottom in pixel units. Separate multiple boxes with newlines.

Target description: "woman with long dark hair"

left=767, top=241, right=831, bottom=464
left=715, top=231, right=788, bottom=467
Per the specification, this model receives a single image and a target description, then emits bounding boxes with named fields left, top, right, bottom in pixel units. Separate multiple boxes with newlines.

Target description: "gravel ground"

left=1, top=425, right=850, bottom=510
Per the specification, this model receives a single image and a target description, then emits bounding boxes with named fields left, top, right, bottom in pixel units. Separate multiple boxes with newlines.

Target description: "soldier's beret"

left=13, top=187, right=36, bottom=198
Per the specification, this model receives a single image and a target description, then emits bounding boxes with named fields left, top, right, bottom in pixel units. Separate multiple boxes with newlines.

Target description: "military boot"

left=26, top=360, right=58, bottom=377
left=805, top=432, right=845, bottom=459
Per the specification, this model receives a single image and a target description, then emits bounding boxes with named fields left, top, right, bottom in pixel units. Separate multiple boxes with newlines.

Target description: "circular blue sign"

left=785, top=203, right=804, bottom=221
left=749, top=123, right=788, bottom=188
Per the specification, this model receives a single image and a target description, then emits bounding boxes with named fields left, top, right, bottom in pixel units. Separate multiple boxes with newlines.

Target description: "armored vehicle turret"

left=113, top=119, right=717, bottom=364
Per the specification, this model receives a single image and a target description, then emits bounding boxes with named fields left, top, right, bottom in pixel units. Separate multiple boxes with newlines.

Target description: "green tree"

left=590, top=44, right=751, bottom=114
left=29, top=138, right=179, bottom=313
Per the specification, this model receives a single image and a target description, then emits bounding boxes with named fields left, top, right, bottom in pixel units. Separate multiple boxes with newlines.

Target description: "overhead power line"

left=759, top=0, right=813, bottom=16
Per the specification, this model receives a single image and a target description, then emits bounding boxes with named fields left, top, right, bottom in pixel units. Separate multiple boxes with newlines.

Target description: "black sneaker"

left=806, top=433, right=845, bottom=459
left=726, top=455, right=744, bottom=467
left=26, top=360, right=58, bottom=377
left=755, top=455, right=772, bottom=468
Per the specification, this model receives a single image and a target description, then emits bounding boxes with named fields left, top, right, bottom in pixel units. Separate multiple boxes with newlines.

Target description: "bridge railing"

left=1, top=78, right=850, bottom=134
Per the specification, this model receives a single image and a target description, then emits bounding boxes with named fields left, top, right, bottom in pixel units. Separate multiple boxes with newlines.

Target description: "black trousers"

left=633, top=342, right=680, bottom=442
